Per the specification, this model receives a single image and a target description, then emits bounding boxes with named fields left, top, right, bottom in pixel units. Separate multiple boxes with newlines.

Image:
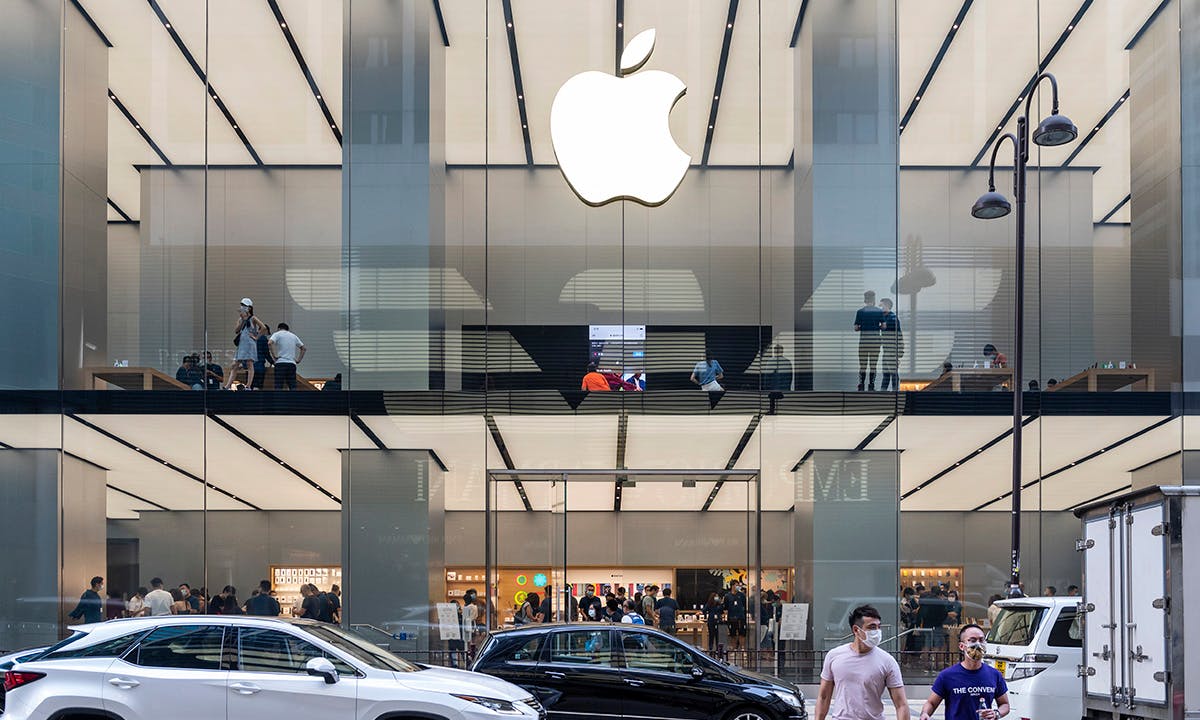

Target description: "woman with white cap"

left=223, top=298, right=268, bottom=389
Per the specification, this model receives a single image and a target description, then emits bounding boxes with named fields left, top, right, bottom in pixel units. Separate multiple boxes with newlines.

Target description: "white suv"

left=2, top=616, right=544, bottom=720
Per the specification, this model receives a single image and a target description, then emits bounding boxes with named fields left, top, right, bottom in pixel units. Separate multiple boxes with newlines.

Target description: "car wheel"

left=727, top=707, right=771, bottom=720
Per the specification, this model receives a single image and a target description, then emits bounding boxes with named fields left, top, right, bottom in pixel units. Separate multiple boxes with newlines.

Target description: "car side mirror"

left=690, top=665, right=705, bottom=680
left=306, top=657, right=339, bottom=684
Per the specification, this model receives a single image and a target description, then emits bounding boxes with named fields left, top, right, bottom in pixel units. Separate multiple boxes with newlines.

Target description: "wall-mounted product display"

left=271, top=565, right=341, bottom=617
left=900, top=566, right=962, bottom=595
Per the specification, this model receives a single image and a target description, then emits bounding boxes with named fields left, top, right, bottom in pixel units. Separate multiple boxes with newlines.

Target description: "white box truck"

left=1075, top=486, right=1196, bottom=720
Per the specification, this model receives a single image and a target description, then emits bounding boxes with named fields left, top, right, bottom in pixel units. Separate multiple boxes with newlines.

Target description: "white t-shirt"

left=269, top=330, right=304, bottom=364
left=819, top=643, right=904, bottom=720
left=144, top=588, right=174, bottom=616
left=126, top=595, right=145, bottom=617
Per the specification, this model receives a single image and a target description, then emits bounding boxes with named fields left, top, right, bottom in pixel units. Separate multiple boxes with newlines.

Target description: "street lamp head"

left=1032, top=112, right=1078, bottom=147
left=971, top=190, right=1011, bottom=220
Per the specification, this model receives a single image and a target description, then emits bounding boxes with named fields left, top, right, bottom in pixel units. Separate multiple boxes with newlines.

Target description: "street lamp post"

left=971, top=72, right=1077, bottom=598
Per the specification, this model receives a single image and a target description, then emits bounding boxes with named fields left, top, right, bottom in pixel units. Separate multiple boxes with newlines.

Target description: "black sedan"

left=471, top=623, right=807, bottom=720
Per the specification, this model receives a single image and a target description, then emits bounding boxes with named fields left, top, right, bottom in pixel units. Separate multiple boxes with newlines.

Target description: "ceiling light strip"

left=899, top=416, right=1037, bottom=502
left=615, top=0, right=624, bottom=76
left=614, top=412, right=628, bottom=511
left=432, top=0, right=450, bottom=47
left=1067, top=484, right=1133, bottom=513
left=856, top=414, right=895, bottom=451
left=66, top=414, right=261, bottom=510
left=500, top=0, right=533, bottom=166
left=485, top=414, right=532, bottom=511
left=145, top=0, right=263, bottom=165
left=970, top=416, right=1174, bottom=512
left=701, top=0, right=740, bottom=167
left=1099, top=193, right=1131, bottom=224
left=970, top=0, right=1092, bottom=167
left=702, top=411, right=760, bottom=512
left=265, top=0, right=342, bottom=145
left=108, top=483, right=171, bottom=512
left=1126, top=450, right=1180, bottom=474
left=69, top=0, right=113, bottom=47
left=898, top=0, right=973, bottom=135
left=1126, top=0, right=1171, bottom=50
left=350, top=413, right=387, bottom=450
left=1060, top=89, right=1128, bottom=167
left=108, top=89, right=171, bottom=165
left=208, top=413, right=341, bottom=504
left=788, top=0, right=810, bottom=49
left=107, top=199, right=134, bottom=223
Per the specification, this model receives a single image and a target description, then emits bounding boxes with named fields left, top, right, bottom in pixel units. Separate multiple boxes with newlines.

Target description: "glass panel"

left=620, top=631, right=695, bottom=674
left=133, top=625, right=226, bottom=670
left=548, top=629, right=615, bottom=667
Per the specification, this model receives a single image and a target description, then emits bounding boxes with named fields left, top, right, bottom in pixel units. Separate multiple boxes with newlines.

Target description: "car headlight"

left=453, top=695, right=527, bottom=715
left=771, top=689, right=804, bottom=709
left=1009, top=666, right=1047, bottom=681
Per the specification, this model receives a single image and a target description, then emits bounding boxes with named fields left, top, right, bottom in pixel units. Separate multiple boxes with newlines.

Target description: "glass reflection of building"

left=1, top=0, right=1198, bottom=680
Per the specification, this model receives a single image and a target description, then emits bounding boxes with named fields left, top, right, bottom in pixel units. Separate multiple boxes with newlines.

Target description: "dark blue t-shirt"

left=931, top=663, right=1008, bottom=720
left=854, top=306, right=885, bottom=341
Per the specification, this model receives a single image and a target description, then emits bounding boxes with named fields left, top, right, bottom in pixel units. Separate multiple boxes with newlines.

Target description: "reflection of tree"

left=891, top=234, right=937, bottom=374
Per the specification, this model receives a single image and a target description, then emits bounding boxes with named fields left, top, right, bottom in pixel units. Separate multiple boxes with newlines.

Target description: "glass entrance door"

left=485, top=469, right=762, bottom=667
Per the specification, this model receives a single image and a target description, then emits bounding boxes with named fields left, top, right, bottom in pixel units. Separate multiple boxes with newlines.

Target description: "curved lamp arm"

left=987, top=132, right=1020, bottom=194
left=1023, top=71, right=1061, bottom=123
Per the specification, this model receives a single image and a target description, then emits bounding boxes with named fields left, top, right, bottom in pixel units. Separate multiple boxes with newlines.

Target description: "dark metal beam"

left=433, top=0, right=449, bottom=47
left=702, top=412, right=760, bottom=511
left=265, top=0, right=342, bottom=145
left=856, top=415, right=895, bottom=451
left=899, top=416, right=1037, bottom=502
left=107, top=199, right=133, bottom=223
left=899, top=0, right=972, bottom=135
left=701, top=0, right=740, bottom=167
left=500, top=0, right=533, bottom=166
left=350, top=413, right=386, bottom=449
left=1060, top=89, right=1128, bottom=167
left=614, top=413, right=628, bottom=511
left=972, top=417, right=1174, bottom=511
left=485, top=414, right=533, bottom=511
left=208, top=414, right=341, bottom=504
left=788, top=0, right=809, bottom=48
left=66, top=414, right=261, bottom=510
left=1067, top=484, right=1132, bottom=513
left=108, top=484, right=171, bottom=512
left=1126, top=0, right=1171, bottom=50
left=1099, top=193, right=1131, bottom=224
left=109, top=89, right=172, bottom=166
left=69, top=0, right=113, bottom=47
left=615, top=0, right=625, bottom=76
left=145, top=0, right=263, bottom=165
left=971, top=0, right=1092, bottom=167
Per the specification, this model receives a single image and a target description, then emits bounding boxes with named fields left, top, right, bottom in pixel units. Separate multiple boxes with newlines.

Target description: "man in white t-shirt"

left=144, top=577, right=173, bottom=617
left=268, top=323, right=306, bottom=390
left=817, top=604, right=909, bottom=720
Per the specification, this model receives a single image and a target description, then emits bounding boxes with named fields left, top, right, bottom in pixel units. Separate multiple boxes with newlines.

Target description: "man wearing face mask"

left=817, top=605, right=908, bottom=720
left=919, top=624, right=1009, bottom=720
left=579, top=584, right=603, bottom=622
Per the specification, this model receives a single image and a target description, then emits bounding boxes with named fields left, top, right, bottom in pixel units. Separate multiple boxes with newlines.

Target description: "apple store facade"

left=4, top=0, right=1200, bottom=678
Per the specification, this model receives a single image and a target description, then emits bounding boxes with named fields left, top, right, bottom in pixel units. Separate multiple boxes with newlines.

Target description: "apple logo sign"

left=550, top=29, right=690, bottom=207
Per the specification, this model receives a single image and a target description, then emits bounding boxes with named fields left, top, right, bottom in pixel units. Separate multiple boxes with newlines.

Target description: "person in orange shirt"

left=581, top=363, right=611, bottom=391
left=983, top=343, right=1008, bottom=368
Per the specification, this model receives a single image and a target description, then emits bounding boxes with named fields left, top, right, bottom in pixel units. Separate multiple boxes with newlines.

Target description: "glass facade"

left=1, top=0, right=1197, bottom=683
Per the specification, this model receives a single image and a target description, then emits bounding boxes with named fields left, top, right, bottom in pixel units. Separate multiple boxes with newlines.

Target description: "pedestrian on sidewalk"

left=919, top=623, right=1010, bottom=720
left=816, top=604, right=909, bottom=720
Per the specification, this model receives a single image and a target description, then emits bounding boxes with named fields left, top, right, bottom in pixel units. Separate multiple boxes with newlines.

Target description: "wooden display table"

left=87, top=367, right=190, bottom=391
left=921, top=368, right=1013, bottom=392
left=1047, top=367, right=1155, bottom=392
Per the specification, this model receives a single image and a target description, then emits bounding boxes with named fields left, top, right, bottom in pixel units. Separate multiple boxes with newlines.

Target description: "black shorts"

left=728, top=618, right=746, bottom=637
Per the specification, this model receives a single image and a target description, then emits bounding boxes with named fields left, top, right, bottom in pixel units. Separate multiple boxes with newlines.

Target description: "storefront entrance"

left=482, top=469, right=764, bottom=661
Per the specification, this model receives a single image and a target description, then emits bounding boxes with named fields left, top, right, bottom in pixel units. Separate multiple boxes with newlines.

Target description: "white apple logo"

left=550, top=29, right=690, bottom=207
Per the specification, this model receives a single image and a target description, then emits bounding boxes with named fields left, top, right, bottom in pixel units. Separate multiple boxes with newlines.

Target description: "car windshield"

left=987, top=606, right=1045, bottom=647
left=298, top=624, right=421, bottom=673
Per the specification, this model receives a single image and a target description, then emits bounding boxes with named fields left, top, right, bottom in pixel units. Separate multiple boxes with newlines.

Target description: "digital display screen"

left=589, top=325, right=646, bottom=390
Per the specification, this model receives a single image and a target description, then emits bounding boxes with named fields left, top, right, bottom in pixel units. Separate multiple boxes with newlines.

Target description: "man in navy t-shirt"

left=853, top=291, right=885, bottom=391
left=919, top=624, right=1010, bottom=720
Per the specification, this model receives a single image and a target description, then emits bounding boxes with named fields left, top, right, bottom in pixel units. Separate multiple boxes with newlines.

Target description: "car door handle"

left=544, top=671, right=565, bottom=679
left=107, top=677, right=140, bottom=689
left=624, top=678, right=645, bottom=687
left=230, top=682, right=262, bottom=695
